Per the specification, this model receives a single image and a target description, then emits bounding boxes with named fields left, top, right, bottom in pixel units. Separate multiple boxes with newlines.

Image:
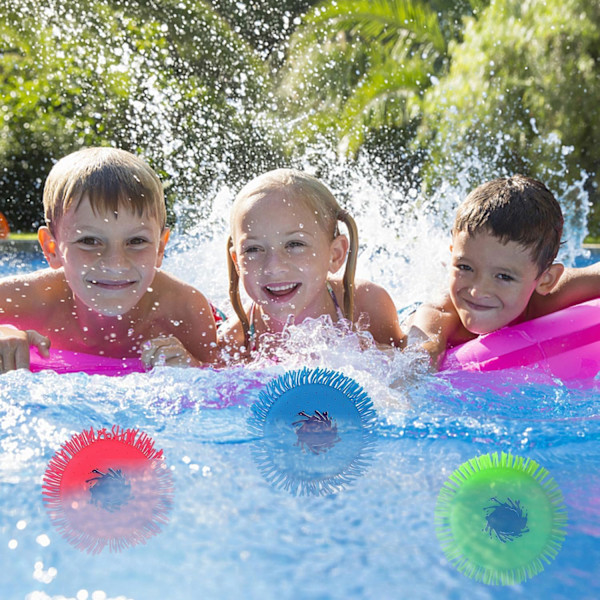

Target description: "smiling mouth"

left=264, top=282, right=300, bottom=298
left=463, top=299, right=497, bottom=311
left=88, top=279, right=137, bottom=291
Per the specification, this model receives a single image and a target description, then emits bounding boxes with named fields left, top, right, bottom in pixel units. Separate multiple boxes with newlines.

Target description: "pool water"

left=0, top=245, right=599, bottom=600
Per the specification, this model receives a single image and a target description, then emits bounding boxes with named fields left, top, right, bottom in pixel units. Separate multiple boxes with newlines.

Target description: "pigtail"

left=337, top=209, right=358, bottom=322
left=227, top=236, right=251, bottom=348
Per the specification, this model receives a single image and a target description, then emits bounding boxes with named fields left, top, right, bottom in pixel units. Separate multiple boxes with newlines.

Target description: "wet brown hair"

left=227, top=168, right=358, bottom=346
left=453, top=174, right=563, bottom=276
left=43, top=147, right=166, bottom=235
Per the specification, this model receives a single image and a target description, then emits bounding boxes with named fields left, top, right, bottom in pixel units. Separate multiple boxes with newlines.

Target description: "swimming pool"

left=1, top=243, right=599, bottom=600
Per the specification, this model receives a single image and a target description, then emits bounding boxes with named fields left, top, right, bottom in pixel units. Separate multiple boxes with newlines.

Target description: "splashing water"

left=165, top=144, right=591, bottom=328
left=1, top=2, right=598, bottom=599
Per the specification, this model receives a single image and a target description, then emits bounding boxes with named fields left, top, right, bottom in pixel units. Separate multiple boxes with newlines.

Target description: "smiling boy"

left=0, top=147, right=217, bottom=372
left=405, top=175, right=566, bottom=367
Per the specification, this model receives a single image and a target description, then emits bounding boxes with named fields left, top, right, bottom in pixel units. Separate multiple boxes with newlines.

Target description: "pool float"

left=440, top=298, right=600, bottom=382
left=24, top=297, right=600, bottom=381
left=29, top=347, right=145, bottom=376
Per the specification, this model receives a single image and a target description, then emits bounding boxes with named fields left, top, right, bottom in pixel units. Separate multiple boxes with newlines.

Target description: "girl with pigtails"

left=220, top=168, right=405, bottom=357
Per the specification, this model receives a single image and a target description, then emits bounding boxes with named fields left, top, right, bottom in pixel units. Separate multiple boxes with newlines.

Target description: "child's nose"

left=99, top=246, right=129, bottom=272
left=263, top=247, right=287, bottom=275
left=469, top=277, right=492, bottom=297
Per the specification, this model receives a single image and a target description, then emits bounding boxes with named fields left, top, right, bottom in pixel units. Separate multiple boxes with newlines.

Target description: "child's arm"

left=529, top=263, right=600, bottom=317
left=403, top=296, right=464, bottom=370
left=353, top=280, right=406, bottom=348
left=0, top=273, right=53, bottom=372
left=140, top=271, right=219, bottom=368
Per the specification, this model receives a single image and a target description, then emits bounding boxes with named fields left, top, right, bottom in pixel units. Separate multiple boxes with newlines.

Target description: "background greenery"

left=1, top=0, right=598, bottom=237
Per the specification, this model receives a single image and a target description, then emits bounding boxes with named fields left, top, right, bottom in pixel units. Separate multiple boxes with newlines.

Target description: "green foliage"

left=208, top=0, right=315, bottom=60
left=0, top=0, right=278, bottom=231
left=418, top=0, right=600, bottom=232
left=276, top=0, right=447, bottom=156
left=1, top=0, right=599, bottom=237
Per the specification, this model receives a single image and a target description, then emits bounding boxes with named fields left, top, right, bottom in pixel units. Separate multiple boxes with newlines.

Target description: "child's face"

left=449, top=230, right=543, bottom=334
left=231, top=191, right=347, bottom=327
left=40, top=195, right=169, bottom=317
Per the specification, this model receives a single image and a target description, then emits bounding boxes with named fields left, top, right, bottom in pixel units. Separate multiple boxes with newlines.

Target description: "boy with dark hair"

left=406, top=174, right=567, bottom=367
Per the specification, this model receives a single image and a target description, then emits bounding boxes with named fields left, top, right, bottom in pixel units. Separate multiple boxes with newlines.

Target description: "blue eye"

left=456, top=263, right=472, bottom=271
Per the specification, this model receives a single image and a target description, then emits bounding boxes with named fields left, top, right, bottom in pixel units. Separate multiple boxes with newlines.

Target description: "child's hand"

left=404, top=326, right=444, bottom=372
left=0, top=325, right=50, bottom=373
left=141, top=335, right=201, bottom=369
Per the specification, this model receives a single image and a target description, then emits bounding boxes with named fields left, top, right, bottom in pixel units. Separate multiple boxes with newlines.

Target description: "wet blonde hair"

left=43, top=147, right=166, bottom=235
left=227, top=168, right=358, bottom=346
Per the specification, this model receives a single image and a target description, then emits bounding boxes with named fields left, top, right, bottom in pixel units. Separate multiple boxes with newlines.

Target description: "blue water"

left=0, top=249, right=599, bottom=600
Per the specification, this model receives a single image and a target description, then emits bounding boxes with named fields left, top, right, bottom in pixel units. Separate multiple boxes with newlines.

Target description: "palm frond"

left=277, top=0, right=447, bottom=155
left=301, top=0, right=446, bottom=55
left=338, top=57, right=425, bottom=154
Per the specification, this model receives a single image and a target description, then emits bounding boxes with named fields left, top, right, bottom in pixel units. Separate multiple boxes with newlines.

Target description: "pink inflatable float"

left=440, top=298, right=600, bottom=381
left=29, top=347, right=145, bottom=376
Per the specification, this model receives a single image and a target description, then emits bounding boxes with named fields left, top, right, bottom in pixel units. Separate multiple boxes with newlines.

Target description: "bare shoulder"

left=333, top=277, right=405, bottom=347
left=0, top=269, right=70, bottom=323
left=328, top=276, right=394, bottom=309
left=408, top=293, right=457, bottom=329
left=150, top=270, right=219, bottom=361
left=150, top=270, right=219, bottom=332
left=412, top=293, right=455, bottom=318
left=408, top=293, right=471, bottom=347
left=403, top=293, right=467, bottom=369
left=0, top=268, right=64, bottom=292
left=152, top=270, right=212, bottom=306
left=352, top=278, right=395, bottom=304
left=217, top=315, right=245, bottom=349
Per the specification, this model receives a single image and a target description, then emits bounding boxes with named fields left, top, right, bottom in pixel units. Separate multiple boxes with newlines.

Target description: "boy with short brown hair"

left=406, top=174, right=568, bottom=367
left=0, top=147, right=217, bottom=372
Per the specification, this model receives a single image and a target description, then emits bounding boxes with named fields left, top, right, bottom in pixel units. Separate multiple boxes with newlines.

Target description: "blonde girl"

left=220, top=168, right=404, bottom=355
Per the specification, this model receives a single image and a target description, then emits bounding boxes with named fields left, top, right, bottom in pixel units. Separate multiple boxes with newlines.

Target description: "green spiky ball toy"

left=435, top=452, right=567, bottom=585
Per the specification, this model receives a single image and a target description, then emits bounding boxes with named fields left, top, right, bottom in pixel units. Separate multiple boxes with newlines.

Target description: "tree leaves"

left=277, top=0, right=446, bottom=156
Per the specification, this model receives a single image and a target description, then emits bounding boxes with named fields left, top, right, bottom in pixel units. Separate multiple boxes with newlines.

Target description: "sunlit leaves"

left=276, top=0, right=447, bottom=156
left=418, top=0, right=600, bottom=222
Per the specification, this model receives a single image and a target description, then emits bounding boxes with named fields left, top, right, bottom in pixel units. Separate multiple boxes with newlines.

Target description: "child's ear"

left=329, top=234, right=349, bottom=273
left=535, top=263, right=564, bottom=295
left=228, top=243, right=240, bottom=275
left=155, top=228, right=170, bottom=268
left=38, top=226, right=63, bottom=269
